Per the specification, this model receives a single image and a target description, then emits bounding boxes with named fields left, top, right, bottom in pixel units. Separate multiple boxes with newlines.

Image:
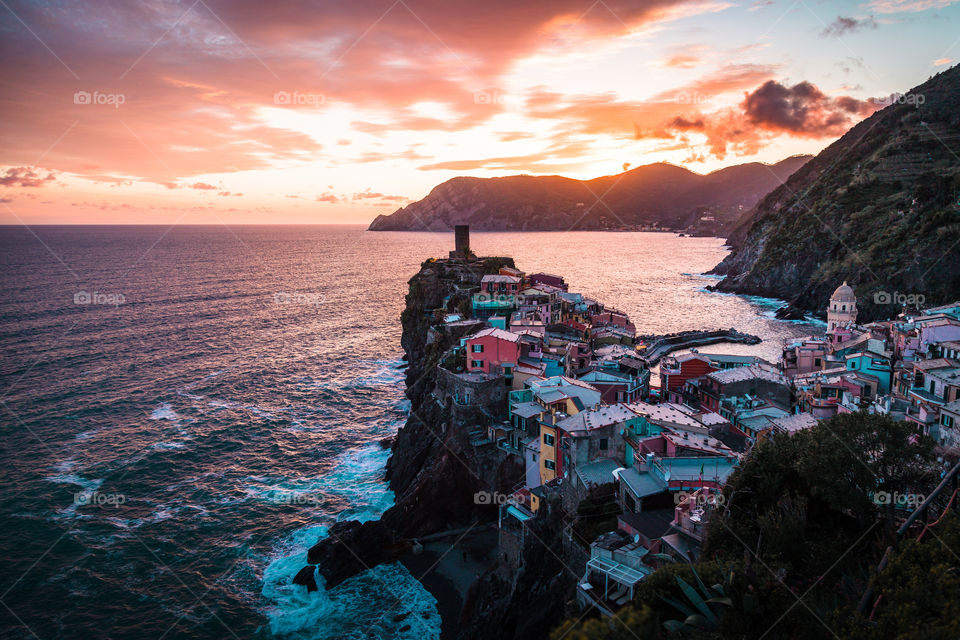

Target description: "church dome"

left=830, top=281, right=856, bottom=303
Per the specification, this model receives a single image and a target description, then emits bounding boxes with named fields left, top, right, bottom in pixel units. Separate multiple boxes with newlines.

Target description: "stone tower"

left=449, top=225, right=475, bottom=260
left=827, top=281, right=857, bottom=333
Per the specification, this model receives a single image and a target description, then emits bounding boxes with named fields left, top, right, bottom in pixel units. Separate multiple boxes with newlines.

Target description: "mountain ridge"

left=368, top=156, right=811, bottom=233
left=712, top=65, right=960, bottom=320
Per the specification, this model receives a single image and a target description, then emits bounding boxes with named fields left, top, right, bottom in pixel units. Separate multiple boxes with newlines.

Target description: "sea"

left=0, top=225, right=820, bottom=639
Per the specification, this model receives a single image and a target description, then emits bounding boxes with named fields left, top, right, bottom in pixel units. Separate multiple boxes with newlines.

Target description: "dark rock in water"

left=379, top=436, right=395, bottom=449
left=775, top=304, right=807, bottom=320
left=292, top=565, right=318, bottom=592
left=305, top=519, right=405, bottom=589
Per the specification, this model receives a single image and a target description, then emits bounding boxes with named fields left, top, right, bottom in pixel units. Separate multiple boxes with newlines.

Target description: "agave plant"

left=660, top=565, right=734, bottom=634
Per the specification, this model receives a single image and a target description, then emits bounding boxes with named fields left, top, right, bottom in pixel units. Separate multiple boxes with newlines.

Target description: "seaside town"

left=425, top=226, right=960, bottom=614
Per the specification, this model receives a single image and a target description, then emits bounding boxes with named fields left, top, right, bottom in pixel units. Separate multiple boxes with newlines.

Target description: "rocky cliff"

left=293, top=256, right=581, bottom=639
left=294, top=257, right=525, bottom=589
left=712, top=65, right=960, bottom=321
left=368, top=156, right=810, bottom=232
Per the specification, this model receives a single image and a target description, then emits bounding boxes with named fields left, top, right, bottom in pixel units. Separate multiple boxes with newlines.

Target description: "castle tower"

left=455, top=225, right=470, bottom=255
left=827, top=281, right=857, bottom=334
left=449, top=225, right=475, bottom=260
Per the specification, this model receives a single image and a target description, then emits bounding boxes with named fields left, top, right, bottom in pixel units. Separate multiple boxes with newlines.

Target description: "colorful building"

left=465, top=327, right=521, bottom=375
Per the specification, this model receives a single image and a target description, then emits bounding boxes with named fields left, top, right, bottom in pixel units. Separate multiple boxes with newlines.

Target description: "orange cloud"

left=661, top=54, right=702, bottom=68
left=0, top=167, right=57, bottom=187
left=0, top=0, right=703, bottom=184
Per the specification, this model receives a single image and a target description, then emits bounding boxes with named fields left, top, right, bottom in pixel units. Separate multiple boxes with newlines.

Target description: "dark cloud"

left=820, top=16, right=878, bottom=37
left=742, top=80, right=876, bottom=135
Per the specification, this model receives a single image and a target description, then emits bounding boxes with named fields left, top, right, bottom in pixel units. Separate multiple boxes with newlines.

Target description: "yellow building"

left=539, top=421, right=558, bottom=485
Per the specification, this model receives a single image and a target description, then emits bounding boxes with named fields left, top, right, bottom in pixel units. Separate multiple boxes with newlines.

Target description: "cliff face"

left=298, top=257, right=524, bottom=590
left=713, top=65, right=960, bottom=321
left=368, top=157, right=810, bottom=232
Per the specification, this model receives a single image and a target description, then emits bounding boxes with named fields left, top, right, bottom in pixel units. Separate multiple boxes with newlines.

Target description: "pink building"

left=528, top=272, right=567, bottom=291
left=465, top=328, right=521, bottom=374
left=591, top=311, right=636, bottom=334
left=480, top=274, right=521, bottom=296
left=781, top=336, right=828, bottom=377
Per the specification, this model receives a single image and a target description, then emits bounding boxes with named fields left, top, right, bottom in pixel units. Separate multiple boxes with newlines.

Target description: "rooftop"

left=470, top=327, right=521, bottom=342
left=575, top=458, right=622, bottom=488
left=558, top=404, right=638, bottom=433
left=511, top=401, right=542, bottom=419
left=771, top=412, right=819, bottom=434
left=626, top=401, right=706, bottom=431
left=615, top=467, right=667, bottom=498
left=707, top=365, right=788, bottom=386
left=661, top=430, right=734, bottom=456
left=480, top=274, right=521, bottom=283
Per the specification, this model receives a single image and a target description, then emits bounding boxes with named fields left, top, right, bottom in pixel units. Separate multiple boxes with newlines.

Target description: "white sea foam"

left=260, top=436, right=438, bottom=639
left=150, top=403, right=178, bottom=421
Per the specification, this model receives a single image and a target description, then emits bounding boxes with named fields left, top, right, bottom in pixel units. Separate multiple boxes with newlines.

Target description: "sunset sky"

left=2, top=0, right=958, bottom=224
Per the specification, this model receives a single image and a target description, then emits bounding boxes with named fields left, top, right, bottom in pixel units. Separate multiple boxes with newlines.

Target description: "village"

left=424, top=226, right=960, bottom=615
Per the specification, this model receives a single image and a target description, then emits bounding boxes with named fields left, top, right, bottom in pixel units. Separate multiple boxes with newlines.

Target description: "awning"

left=586, top=556, right=649, bottom=587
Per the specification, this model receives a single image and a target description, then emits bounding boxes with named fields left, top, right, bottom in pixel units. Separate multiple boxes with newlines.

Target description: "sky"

left=1, top=0, right=958, bottom=224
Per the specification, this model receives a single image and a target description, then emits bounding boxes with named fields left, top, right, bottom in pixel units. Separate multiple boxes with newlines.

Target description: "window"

left=472, top=344, right=483, bottom=353
left=544, top=459, right=555, bottom=470
left=814, top=358, right=822, bottom=367
left=941, top=415, right=954, bottom=428
left=616, top=391, right=624, bottom=402
left=471, top=360, right=483, bottom=368
left=599, top=438, right=608, bottom=450
left=543, top=433, right=555, bottom=446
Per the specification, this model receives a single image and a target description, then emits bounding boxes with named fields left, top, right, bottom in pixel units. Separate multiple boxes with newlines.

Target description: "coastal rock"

left=304, top=519, right=404, bottom=589
left=774, top=304, right=807, bottom=320
left=292, top=565, right=318, bottom=592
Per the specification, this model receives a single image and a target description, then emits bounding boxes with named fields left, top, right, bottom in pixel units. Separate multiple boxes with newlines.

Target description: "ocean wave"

left=261, top=535, right=439, bottom=640
left=150, top=403, right=179, bottom=421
